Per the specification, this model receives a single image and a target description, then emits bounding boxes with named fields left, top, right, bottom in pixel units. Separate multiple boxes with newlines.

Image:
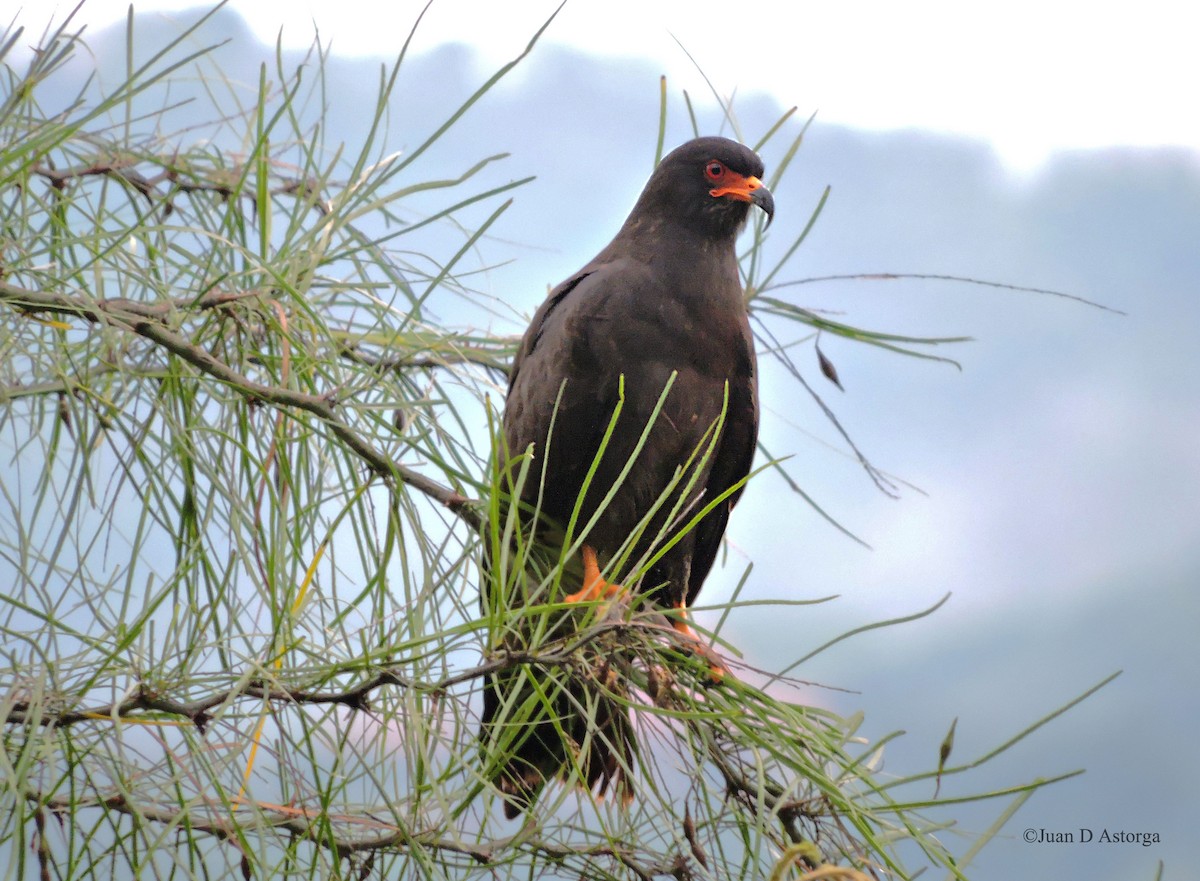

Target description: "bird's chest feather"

left=504, top=254, right=754, bottom=487
left=565, top=293, right=749, bottom=460
left=577, top=269, right=748, bottom=380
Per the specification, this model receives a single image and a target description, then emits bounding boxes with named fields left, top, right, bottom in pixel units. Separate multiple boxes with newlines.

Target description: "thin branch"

left=29, top=158, right=324, bottom=214
left=3, top=652, right=560, bottom=731
left=0, top=280, right=481, bottom=528
left=27, top=786, right=684, bottom=874
left=339, top=341, right=513, bottom=378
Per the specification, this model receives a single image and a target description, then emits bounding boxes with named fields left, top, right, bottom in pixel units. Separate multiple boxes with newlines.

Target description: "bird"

left=480, top=136, right=772, bottom=818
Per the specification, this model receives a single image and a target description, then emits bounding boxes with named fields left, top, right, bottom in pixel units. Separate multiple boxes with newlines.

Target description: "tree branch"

left=26, top=786, right=685, bottom=875
left=30, top=158, right=324, bottom=216
left=3, top=647, right=592, bottom=731
left=0, top=279, right=481, bottom=529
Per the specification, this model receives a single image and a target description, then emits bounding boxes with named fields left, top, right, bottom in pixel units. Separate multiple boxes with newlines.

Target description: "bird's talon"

left=564, top=545, right=626, bottom=604
left=670, top=609, right=729, bottom=684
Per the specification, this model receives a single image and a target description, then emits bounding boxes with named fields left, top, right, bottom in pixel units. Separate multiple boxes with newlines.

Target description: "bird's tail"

left=480, top=657, right=636, bottom=819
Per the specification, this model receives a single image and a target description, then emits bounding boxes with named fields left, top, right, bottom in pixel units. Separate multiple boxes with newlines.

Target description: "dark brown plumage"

left=481, top=137, right=772, bottom=818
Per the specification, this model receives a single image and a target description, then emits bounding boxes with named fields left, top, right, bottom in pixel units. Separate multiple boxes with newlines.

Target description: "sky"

left=21, top=0, right=1199, bottom=174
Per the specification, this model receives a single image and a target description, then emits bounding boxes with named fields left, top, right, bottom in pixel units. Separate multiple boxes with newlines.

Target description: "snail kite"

left=481, top=136, right=772, bottom=817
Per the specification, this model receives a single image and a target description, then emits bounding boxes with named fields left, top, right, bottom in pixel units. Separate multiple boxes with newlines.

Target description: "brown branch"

left=0, top=279, right=481, bottom=529
left=29, top=788, right=495, bottom=859
left=3, top=646, right=591, bottom=731
left=33, top=161, right=122, bottom=191
left=26, top=785, right=685, bottom=873
left=10, top=617, right=718, bottom=874
left=30, top=160, right=322, bottom=215
left=339, top=342, right=513, bottom=379
left=694, top=721, right=833, bottom=855
left=3, top=605, right=714, bottom=733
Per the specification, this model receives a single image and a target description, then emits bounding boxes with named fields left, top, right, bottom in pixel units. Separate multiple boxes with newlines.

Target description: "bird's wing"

left=505, top=258, right=758, bottom=605
left=684, top=334, right=758, bottom=608
left=507, top=269, right=595, bottom=394
left=502, top=265, right=626, bottom=527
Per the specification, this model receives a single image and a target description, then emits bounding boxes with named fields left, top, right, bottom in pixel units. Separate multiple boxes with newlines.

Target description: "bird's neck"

left=604, top=215, right=742, bottom=282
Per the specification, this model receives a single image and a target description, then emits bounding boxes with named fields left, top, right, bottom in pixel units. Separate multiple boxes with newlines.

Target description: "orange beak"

left=710, top=174, right=775, bottom=225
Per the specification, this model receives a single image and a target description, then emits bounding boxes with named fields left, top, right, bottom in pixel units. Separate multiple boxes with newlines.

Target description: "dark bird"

left=481, top=136, right=772, bottom=817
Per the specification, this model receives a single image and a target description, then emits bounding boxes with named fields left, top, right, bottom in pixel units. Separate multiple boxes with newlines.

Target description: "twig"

left=25, top=787, right=684, bottom=874
left=30, top=159, right=321, bottom=215
left=3, top=645, right=599, bottom=731
left=0, top=280, right=482, bottom=529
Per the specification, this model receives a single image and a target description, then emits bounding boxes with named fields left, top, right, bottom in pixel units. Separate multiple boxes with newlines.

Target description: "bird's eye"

left=704, top=160, right=725, bottom=181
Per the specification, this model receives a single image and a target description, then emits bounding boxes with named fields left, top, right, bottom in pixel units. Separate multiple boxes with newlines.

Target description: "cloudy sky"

left=26, top=0, right=1198, bottom=173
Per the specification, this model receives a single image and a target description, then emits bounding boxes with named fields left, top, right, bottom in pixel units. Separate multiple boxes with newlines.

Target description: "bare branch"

left=0, top=279, right=482, bottom=529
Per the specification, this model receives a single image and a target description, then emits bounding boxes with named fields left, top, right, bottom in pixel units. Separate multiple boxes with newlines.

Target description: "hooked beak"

left=711, top=174, right=775, bottom=227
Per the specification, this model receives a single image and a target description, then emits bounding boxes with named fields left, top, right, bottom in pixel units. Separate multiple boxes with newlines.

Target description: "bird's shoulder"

left=541, top=257, right=657, bottom=320
left=511, top=258, right=654, bottom=370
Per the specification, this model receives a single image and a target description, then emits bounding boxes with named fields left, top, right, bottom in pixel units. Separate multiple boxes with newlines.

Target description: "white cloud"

left=23, top=0, right=1200, bottom=173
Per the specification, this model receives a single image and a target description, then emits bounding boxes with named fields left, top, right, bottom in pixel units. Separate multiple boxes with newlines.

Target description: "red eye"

left=705, top=160, right=725, bottom=181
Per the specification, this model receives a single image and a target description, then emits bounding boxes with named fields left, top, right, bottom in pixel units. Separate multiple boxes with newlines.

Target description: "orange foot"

left=669, top=603, right=729, bottom=684
left=564, top=545, right=627, bottom=604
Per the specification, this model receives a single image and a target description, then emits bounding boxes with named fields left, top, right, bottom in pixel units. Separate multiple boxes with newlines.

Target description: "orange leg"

left=564, top=545, right=626, bottom=604
left=670, top=601, right=729, bottom=683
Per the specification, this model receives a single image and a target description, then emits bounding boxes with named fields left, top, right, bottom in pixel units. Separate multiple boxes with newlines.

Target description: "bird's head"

left=637, top=136, right=775, bottom=238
